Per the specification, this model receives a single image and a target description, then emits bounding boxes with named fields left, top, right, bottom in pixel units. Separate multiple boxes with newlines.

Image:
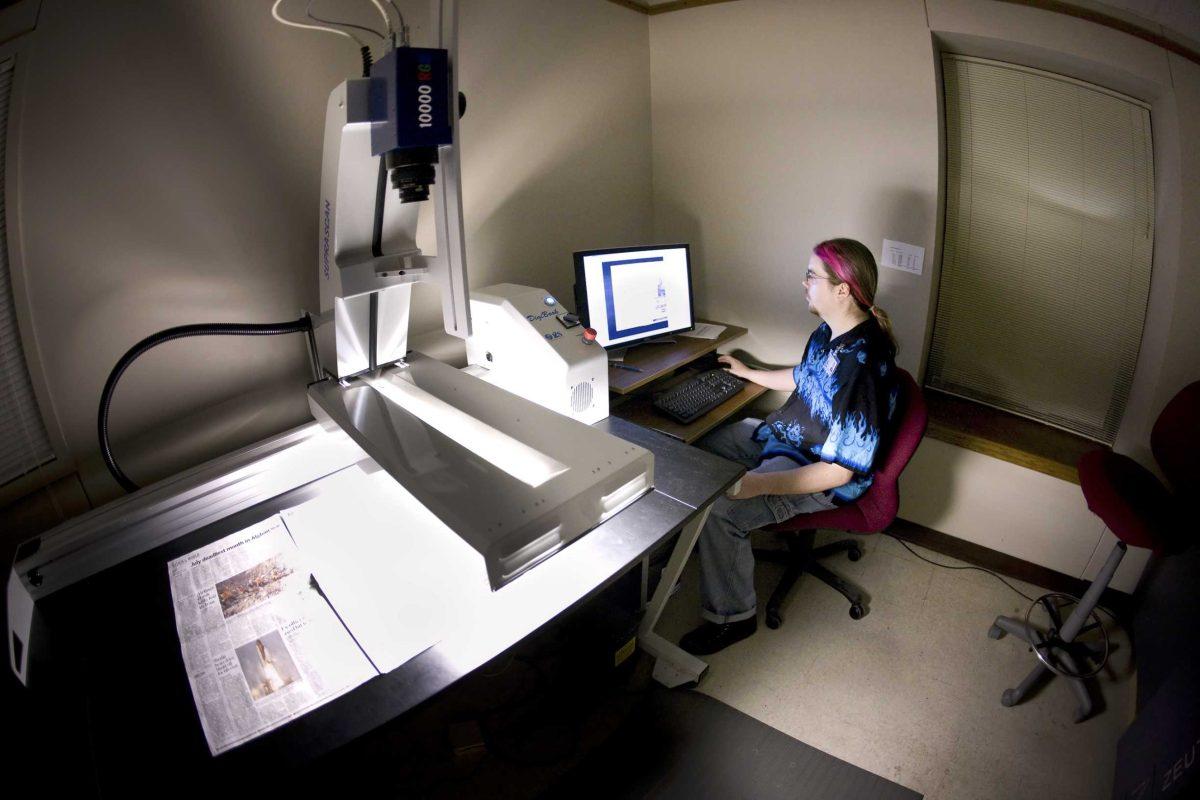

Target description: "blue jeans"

left=694, top=418, right=837, bottom=624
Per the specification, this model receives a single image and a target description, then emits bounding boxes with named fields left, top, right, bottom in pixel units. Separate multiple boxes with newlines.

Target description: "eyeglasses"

left=804, top=269, right=836, bottom=283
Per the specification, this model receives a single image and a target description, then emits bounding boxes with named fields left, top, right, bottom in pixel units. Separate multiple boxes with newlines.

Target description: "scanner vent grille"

left=570, top=382, right=593, bottom=414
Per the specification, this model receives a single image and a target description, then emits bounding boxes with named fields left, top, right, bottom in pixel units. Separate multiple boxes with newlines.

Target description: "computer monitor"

left=573, top=244, right=695, bottom=349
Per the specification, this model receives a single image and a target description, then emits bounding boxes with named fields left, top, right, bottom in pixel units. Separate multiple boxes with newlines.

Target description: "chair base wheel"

left=849, top=604, right=866, bottom=620
left=765, top=611, right=782, bottom=629
left=848, top=547, right=862, bottom=562
left=988, top=624, right=1004, bottom=640
left=1001, top=689, right=1018, bottom=707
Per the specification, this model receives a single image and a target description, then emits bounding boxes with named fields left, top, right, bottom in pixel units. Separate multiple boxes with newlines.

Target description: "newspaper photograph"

left=168, top=515, right=375, bottom=755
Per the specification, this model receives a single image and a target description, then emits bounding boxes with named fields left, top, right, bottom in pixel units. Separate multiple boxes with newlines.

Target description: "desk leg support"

left=638, top=505, right=711, bottom=688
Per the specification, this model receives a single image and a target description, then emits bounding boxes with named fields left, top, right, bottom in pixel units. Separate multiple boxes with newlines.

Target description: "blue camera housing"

left=369, top=47, right=452, bottom=155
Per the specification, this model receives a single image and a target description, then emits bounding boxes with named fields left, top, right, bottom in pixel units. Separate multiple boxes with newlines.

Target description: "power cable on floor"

left=885, top=533, right=1038, bottom=602
left=885, top=533, right=1125, bottom=627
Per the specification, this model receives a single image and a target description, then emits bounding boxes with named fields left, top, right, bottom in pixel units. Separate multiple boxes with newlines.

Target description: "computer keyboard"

left=653, top=368, right=748, bottom=424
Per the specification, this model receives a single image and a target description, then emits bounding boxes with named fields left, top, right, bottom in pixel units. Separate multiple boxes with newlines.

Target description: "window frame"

left=0, top=0, right=78, bottom=507
left=926, top=52, right=1154, bottom=444
left=923, top=25, right=1185, bottom=466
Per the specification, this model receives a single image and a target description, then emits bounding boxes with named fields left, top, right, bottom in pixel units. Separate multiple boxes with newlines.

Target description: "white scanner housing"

left=466, top=284, right=609, bottom=424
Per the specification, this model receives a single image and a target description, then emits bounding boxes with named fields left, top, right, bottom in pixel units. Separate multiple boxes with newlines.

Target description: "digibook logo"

left=525, top=310, right=558, bottom=323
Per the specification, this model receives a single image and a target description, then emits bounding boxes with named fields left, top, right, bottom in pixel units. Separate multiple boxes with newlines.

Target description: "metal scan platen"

left=308, top=354, right=653, bottom=590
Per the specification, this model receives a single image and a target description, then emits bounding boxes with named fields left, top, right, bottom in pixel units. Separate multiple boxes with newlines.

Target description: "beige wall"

left=647, top=0, right=1198, bottom=590
left=10, top=0, right=652, bottom=507
left=649, top=0, right=940, bottom=378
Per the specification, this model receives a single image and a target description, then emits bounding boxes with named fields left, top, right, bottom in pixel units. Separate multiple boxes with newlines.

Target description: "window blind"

left=928, top=54, right=1154, bottom=443
left=0, top=56, right=55, bottom=485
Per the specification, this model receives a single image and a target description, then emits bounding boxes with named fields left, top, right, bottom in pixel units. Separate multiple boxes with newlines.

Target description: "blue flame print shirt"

left=753, top=318, right=898, bottom=503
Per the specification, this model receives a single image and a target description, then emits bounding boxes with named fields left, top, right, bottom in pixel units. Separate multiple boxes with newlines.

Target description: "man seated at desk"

left=681, top=238, right=900, bottom=655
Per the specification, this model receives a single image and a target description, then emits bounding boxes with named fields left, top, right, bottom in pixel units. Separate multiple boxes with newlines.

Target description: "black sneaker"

left=679, top=617, right=758, bottom=656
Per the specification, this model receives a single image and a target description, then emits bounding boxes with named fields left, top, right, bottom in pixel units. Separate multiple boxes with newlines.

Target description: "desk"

left=18, top=416, right=740, bottom=793
left=608, top=321, right=769, bottom=444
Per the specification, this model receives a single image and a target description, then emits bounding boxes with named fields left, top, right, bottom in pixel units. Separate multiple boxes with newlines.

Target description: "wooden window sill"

left=922, top=389, right=1107, bottom=484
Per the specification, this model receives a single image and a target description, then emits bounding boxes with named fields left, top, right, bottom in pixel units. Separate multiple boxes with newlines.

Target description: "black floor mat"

left=544, top=685, right=922, bottom=800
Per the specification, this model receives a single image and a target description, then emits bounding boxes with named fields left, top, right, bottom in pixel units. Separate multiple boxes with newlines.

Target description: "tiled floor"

left=656, top=531, right=1136, bottom=800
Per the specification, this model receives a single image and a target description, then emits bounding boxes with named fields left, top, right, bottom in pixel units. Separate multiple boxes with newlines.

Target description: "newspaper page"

left=168, top=515, right=376, bottom=755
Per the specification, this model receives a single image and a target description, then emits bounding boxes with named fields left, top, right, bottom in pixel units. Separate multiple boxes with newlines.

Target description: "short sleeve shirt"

left=753, top=318, right=898, bottom=503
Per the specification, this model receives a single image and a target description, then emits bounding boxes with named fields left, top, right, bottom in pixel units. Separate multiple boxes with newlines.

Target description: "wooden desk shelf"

left=606, top=322, right=749, bottom=395
left=613, top=370, right=768, bottom=444
left=607, top=321, right=764, bottom=444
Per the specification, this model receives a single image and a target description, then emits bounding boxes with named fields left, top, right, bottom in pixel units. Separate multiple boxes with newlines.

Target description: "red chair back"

left=857, top=368, right=927, bottom=528
left=768, top=368, right=927, bottom=534
left=1078, top=380, right=1198, bottom=552
left=1151, top=380, right=1200, bottom=496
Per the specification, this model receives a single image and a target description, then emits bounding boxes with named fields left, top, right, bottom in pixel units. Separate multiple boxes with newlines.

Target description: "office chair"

left=752, top=368, right=927, bottom=628
left=988, top=379, right=1198, bottom=723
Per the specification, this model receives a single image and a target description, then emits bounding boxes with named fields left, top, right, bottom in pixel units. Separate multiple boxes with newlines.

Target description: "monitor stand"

left=609, top=336, right=678, bottom=361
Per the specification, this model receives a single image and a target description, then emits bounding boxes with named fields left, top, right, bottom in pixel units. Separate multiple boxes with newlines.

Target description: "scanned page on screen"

left=610, top=263, right=670, bottom=332
left=280, top=464, right=490, bottom=673
left=168, top=516, right=375, bottom=755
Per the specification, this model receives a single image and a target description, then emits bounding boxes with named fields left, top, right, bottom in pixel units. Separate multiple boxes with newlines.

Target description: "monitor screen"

left=573, top=244, right=694, bottom=349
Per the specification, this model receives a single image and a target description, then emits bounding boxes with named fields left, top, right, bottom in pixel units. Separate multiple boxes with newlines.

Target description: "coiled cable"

left=97, top=316, right=314, bottom=493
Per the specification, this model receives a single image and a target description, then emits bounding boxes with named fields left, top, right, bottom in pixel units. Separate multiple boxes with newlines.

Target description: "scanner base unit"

left=466, top=284, right=608, bottom=425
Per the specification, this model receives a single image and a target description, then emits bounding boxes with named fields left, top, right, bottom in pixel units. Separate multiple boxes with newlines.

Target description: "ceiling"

left=621, top=0, right=1200, bottom=49
left=1099, top=0, right=1200, bottom=45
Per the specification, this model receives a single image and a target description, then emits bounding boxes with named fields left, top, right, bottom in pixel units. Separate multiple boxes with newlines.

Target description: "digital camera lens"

left=386, top=147, right=439, bottom=203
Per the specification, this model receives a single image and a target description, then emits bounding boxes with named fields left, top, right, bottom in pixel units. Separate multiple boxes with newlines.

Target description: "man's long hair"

left=813, top=238, right=898, bottom=354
